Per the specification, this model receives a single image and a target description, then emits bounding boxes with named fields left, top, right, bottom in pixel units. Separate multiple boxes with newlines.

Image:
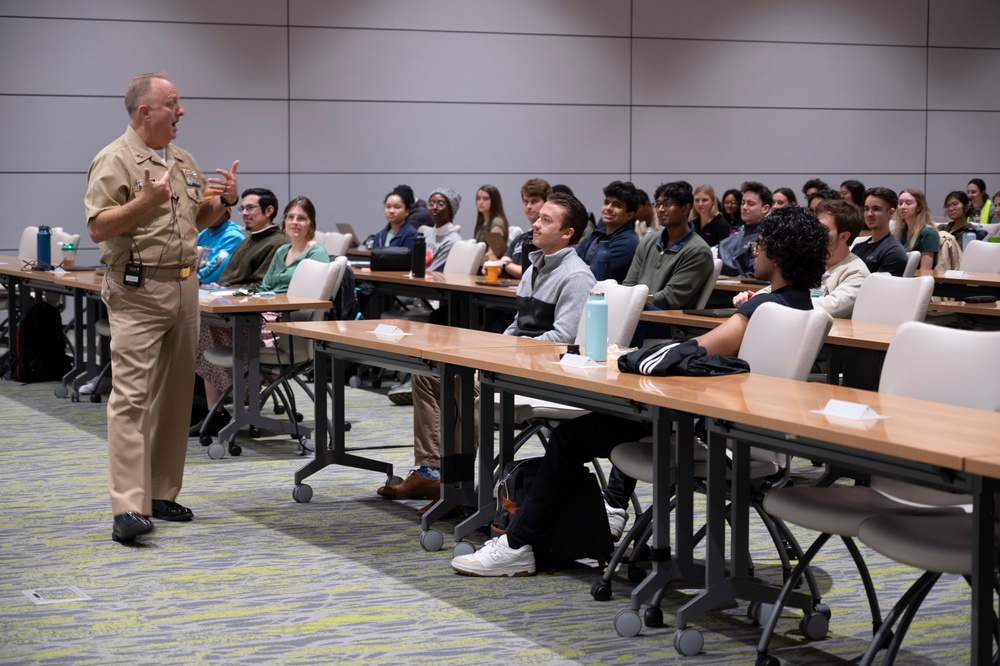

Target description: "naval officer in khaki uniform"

left=84, top=72, right=239, bottom=543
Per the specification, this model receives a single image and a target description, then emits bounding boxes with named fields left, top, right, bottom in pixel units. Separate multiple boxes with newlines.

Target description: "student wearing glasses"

left=212, top=188, right=288, bottom=288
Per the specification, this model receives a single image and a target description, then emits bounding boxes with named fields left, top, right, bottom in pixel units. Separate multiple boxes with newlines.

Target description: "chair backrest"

left=901, top=251, right=920, bottom=278
left=960, top=239, right=1000, bottom=274
left=442, top=240, right=487, bottom=274
left=880, top=321, right=1000, bottom=410
left=852, top=273, right=933, bottom=324
left=507, top=225, right=523, bottom=243
left=738, top=302, right=833, bottom=381
left=693, top=258, right=724, bottom=309
left=574, top=280, right=649, bottom=349
left=321, top=232, right=353, bottom=257
left=312, top=230, right=327, bottom=244
left=281, top=257, right=348, bottom=359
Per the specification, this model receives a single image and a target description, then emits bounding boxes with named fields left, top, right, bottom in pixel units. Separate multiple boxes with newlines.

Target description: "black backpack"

left=490, top=457, right=613, bottom=572
left=6, top=301, right=72, bottom=383
left=329, top=265, right=360, bottom=321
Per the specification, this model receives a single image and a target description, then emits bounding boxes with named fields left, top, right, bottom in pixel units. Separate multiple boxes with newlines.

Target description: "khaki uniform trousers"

left=102, top=271, right=199, bottom=516
left=412, top=373, right=480, bottom=469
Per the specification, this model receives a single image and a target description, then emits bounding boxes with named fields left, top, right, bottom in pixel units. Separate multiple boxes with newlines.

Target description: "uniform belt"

left=107, top=264, right=196, bottom=279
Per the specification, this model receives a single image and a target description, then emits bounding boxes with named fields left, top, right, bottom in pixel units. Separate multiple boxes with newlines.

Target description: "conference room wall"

left=0, top=0, right=995, bottom=261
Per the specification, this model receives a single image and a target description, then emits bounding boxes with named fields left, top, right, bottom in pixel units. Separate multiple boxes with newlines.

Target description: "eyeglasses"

left=283, top=214, right=310, bottom=223
left=653, top=200, right=674, bottom=210
left=237, top=204, right=259, bottom=213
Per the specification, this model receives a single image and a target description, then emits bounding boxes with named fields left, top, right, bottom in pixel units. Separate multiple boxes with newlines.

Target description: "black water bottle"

left=411, top=234, right=426, bottom=278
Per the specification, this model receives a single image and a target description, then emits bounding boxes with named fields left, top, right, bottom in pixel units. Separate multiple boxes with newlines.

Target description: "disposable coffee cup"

left=484, top=260, right=502, bottom=283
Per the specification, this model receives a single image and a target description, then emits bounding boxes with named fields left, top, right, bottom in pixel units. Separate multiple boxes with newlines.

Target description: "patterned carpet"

left=0, top=373, right=978, bottom=665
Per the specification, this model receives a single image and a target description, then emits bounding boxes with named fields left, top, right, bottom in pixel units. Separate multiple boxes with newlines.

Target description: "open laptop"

left=482, top=231, right=509, bottom=259
left=336, top=223, right=362, bottom=248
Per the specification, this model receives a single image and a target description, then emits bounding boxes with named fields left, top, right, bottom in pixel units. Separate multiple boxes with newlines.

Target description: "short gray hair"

left=125, top=71, right=168, bottom=117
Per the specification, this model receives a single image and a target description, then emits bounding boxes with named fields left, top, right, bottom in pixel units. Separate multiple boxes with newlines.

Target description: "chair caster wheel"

left=453, top=541, right=475, bottom=557
left=372, top=378, right=382, bottom=389
left=228, top=443, right=242, bottom=457
left=614, top=610, right=642, bottom=637
left=200, top=434, right=213, bottom=446
left=292, top=484, right=313, bottom=503
left=348, top=376, right=361, bottom=389
left=799, top=609, right=829, bottom=641
left=207, top=442, right=225, bottom=459
left=293, top=412, right=303, bottom=423
left=274, top=404, right=286, bottom=414
left=300, top=438, right=315, bottom=453
left=627, top=564, right=647, bottom=584
left=747, top=601, right=775, bottom=626
left=673, top=627, right=704, bottom=656
left=644, top=606, right=664, bottom=628
left=248, top=426, right=262, bottom=438
left=590, top=581, right=613, bottom=601
left=54, top=385, right=68, bottom=398
left=756, top=654, right=780, bottom=666
left=90, top=393, right=101, bottom=403
left=420, top=529, right=444, bottom=552
left=343, top=421, right=352, bottom=432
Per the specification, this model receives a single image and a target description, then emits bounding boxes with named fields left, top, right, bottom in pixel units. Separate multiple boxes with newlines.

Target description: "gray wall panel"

left=926, top=111, right=1000, bottom=174
left=634, top=40, right=925, bottom=109
left=928, top=49, right=1000, bottom=111
left=0, top=17, right=288, bottom=97
left=0, top=0, right=284, bottom=23
left=290, top=0, right=630, bottom=36
left=290, top=102, right=630, bottom=175
left=633, top=107, right=927, bottom=175
left=633, top=0, right=927, bottom=45
left=290, top=28, right=629, bottom=105
left=930, top=0, right=1000, bottom=49
left=0, top=174, right=91, bottom=253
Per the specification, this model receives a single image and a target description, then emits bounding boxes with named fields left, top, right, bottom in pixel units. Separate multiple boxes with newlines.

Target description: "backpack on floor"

left=6, top=301, right=72, bottom=383
left=490, top=457, right=614, bottom=572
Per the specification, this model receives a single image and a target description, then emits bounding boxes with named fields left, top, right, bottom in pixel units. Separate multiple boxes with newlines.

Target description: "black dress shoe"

left=190, top=409, right=231, bottom=438
left=112, top=511, right=154, bottom=542
left=151, top=499, right=194, bottom=522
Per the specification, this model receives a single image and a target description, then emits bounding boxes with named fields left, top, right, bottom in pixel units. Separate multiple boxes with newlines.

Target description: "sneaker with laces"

left=387, top=378, right=413, bottom=405
left=606, top=502, right=628, bottom=541
left=451, top=535, right=536, bottom=577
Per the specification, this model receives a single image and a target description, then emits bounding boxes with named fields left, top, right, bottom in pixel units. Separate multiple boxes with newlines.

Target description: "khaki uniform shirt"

left=84, top=125, right=204, bottom=270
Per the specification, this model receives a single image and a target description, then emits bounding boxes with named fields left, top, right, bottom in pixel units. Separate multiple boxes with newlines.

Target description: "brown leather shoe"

left=377, top=469, right=440, bottom=500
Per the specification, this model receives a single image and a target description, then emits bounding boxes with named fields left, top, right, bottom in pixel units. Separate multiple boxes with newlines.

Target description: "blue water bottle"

left=593, top=242, right=612, bottom=281
left=585, top=293, right=608, bottom=362
left=36, top=226, right=52, bottom=267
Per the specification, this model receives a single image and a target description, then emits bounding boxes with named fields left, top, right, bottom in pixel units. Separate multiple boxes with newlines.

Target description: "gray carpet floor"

left=0, top=374, right=978, bottom=665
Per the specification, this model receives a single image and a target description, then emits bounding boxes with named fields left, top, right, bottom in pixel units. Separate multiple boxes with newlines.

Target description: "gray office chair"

left=754, top=322, right=1000, bottom=666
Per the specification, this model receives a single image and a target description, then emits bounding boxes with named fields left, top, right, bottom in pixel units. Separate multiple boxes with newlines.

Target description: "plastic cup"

left=61, top=243, right=76, bottom=267
left=484, top=261, right=502, bottom=283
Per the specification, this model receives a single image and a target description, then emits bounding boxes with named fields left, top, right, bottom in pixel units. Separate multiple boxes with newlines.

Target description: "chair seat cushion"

left=204, top=345, right=234, bottom=368
left=611, top=438, right=779, bottom=484
left=763, top=486, right=967, bottom=537
left=858, top=513, right=977, bottom=575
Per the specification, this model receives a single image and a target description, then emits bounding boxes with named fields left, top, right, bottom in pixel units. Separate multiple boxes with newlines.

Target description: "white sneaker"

left=606, top=502, right=628, bottom=541
left=451, top=534, right=536, bottom=577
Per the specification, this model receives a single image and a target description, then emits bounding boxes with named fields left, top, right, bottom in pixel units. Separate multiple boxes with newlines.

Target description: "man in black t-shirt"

left=852, top=186, right=908, bottom=276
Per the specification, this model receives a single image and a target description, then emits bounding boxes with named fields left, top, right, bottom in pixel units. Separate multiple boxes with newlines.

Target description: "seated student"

left=895, top=188, right=939, bottom=270
left=634, top=188, right=656, bottom=237
left=472, top=184, right=509, bottom=259
left=771, top=187, right=798, bottom=209
left=377, top=192, right=596, bottom=504
left=691, top=183, right=732, bottom=247
left=193, top=196, right=329, bottom=437
left=624, top=180, right=715, bottom=346
left=216, top=188, right=288, bottom=288
left=839, top=179, right=866, bottom=206
left=807, top=188, right=841, bottom=212
left=736, top=200, right=869, bottom=318
left=424, top=188, right=463, bottom=271
left=373, top=188, right=419, bottom=249
left=575, top=180, right=641, bottom=283
left=450, top=205, right=829, bottom=576
left=939, top=190, right=984, bottom=248
left=721, top=188, right=742, bottom=229
left=967, top=178, right=998, bottom=226
left=497, top=178, right=551, bottom=280
left=802, top=177, right=829, bottom=200
left=392, top=184, right=431, bottom=230
left=719, top=181, right=771, bottom=277
left=852, top=186, right=908, bottom=276
left=197, top=207, right=246, bottom=285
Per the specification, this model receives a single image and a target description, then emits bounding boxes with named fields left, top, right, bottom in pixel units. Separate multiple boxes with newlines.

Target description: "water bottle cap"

left=62, top=243, right=76, bottom=251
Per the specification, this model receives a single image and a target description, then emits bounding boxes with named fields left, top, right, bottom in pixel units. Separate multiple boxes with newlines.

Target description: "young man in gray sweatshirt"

left=377, top=192, right=596, bottom=503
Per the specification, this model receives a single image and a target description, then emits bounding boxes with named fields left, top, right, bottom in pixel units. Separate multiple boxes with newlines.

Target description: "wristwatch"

left=500, top=258, right=511, bottom=276
left=219, top=194, right=236, bottom=207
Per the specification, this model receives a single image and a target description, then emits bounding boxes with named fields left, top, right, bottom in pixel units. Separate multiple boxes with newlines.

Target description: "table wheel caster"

left=292, top=483, right=313, bottom=503
left=228, top=443, right=242, bottom=457
left=590, top=581, right=613, bottom=601
left=747, top=600, right=775, bottom=626
left=385, top=475, right=403, bottom=487
left=207, top=442, right=225, bottom=459
left=614, top=609, right=642, bottom=637
left=54, top=385, right=68, bottom=398
left=420, top=529, right=444, bottom=552
left=673, top=627, right=704, bottom=656
left=348, top=375, right=361, bottom=389
left=452, top=541, right=475, bottom=557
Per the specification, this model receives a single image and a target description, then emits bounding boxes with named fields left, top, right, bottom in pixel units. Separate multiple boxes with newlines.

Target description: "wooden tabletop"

left=352, top=269, right=520, bottom=297
left=713, top=277, right=768, bottom=294
left=266, top=318, right=560, bottom=356
left=927, top=299, right=1000, bottom=317
left=199, top=293, right=332, bottom=313
left=915, top=269, right=1000, bottom=287
left=641, top=309, right=897, bottom=351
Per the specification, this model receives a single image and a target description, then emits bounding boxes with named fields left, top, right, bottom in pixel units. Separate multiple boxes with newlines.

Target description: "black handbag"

left=370, top=246, right=412, bottom=271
